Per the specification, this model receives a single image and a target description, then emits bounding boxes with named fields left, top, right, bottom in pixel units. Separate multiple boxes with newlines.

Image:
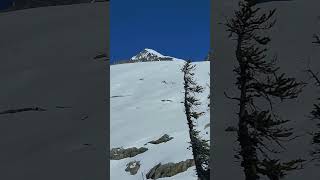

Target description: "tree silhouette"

left=181, top=61, right=210, bottom=180
left=307, top=34, right=320, bottom=162
left=224, top=1, right=305, bottom=179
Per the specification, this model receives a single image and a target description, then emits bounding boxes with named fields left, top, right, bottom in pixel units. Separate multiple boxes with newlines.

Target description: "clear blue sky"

left=110, top=0, right=210, bottom=62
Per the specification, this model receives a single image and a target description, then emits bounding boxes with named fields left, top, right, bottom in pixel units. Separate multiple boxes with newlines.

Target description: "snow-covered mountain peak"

left=140, top=48, right=164, bottom=57
left=130, top=48, right=175, bottom=62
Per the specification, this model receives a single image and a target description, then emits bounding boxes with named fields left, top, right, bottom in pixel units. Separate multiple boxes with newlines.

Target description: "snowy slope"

left=110, top=60, right=210, bottom=180
left=212, top=0, right=320, bottom=180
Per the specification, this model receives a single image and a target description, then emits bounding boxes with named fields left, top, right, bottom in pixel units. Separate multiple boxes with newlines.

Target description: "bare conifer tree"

left=306, top=34, right=320, bottom=161
left=224, top=1, right=305, bottom=179
left=181, top=61, right=210, bottom=180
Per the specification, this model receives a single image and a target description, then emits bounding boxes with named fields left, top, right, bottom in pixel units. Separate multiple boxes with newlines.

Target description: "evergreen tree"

left=181, top=61, right=210, bottom=180
left=307, top=34, right=320, bottom=161
left=224, top=1, right=305, bottom=179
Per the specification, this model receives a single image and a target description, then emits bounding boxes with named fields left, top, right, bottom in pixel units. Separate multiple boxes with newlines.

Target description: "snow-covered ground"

left=110, top=59, right=210, bottom=180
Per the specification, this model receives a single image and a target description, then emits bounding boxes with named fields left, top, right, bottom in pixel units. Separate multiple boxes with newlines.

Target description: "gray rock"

left=146, top=159, right=195, bottom=179
left=148, top=134, right=173, bottom=145
left=110, top=147, right=148, bottom=160
left=125, top=160, right=141, bottom=175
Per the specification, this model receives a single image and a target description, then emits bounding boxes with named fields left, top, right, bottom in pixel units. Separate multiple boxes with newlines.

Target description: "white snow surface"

left=110, top=60, right=210, bottom=180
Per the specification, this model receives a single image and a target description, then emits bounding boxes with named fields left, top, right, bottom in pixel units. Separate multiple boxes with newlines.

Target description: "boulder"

left=125, top=160, right=141, bottom=175
left=110, top=147, right=148, bottom=160
left=146, top=159, right=195, bottom=179
left=148, top=134, right=173, bottom=145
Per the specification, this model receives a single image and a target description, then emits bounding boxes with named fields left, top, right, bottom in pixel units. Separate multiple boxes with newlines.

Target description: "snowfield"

left=110, top=60, right=210, bottom=180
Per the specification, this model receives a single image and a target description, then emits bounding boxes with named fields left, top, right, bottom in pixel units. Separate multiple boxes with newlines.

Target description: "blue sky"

left=110, top=0, right=210, bottom=62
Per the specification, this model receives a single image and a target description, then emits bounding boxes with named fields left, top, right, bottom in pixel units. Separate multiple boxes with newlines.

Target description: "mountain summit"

left=130, top=48, right=175, bottom=62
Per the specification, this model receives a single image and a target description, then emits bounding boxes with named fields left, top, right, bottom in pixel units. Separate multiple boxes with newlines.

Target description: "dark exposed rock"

left=110, top=147, right=148, bottom=160
left=146, top=159, right=195, bottom=179
left=148, top=134, right=173, bottom=145
left=161, top=99, right=173, bottom=102
left=110, top=95, right=131, bottom=98
left=125, top=160, right=141, bottom=175
left=110, top=95, right=125, bottom=98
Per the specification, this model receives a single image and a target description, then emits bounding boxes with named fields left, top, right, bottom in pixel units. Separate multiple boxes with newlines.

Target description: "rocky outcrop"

left=110, top=147, right=148, bottom=160
left=147, top=134, right=173, bottom=145
left=146, top=159, right=195, bottom=179
left=125, top=160, right=141, bottom=175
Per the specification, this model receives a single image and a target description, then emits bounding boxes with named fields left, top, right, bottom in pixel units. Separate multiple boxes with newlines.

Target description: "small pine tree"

left=181, top=61, right=210, bottom=180
left=224, top=1, right=305, bottom=179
